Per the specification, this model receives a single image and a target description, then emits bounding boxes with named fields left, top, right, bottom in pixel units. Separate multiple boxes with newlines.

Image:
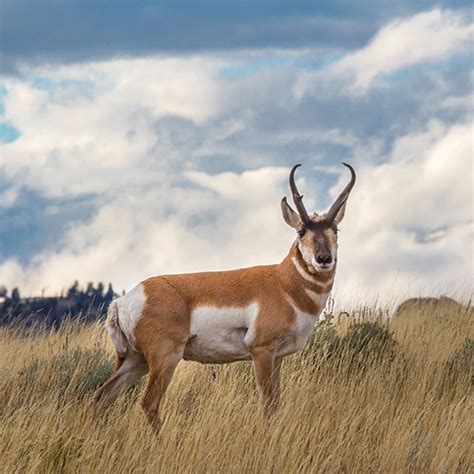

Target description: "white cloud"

left=186, top=167, right=287, bottom=201
left=296, top=8, right=473, bottom=96
left=0, top=168, right=293, bottom=295
left=334, top=121, right=473, bottom=306
left=0, top=57, right=224, bottom=200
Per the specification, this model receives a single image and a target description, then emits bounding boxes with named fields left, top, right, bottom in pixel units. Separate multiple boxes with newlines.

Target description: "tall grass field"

left=1, top=297, right=472, bottom=473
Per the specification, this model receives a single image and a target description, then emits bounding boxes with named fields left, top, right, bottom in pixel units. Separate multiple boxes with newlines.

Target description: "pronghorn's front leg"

left=251, top=346, right=278, bottom=416
left=271, top=356, right=283, bottom=408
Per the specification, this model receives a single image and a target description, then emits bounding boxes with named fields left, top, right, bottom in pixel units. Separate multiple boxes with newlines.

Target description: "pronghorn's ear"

left=333, top=201, right=347, bottom=225
left=281, top=197, right=301, bottom=229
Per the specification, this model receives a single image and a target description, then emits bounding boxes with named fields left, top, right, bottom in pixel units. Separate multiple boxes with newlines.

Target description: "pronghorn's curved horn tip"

left=325, top=162, right=356, bottom=223
left=289, top=163, right=302, bottom=177
left=288, top=163, right=310, bottom=223
left=342, top=162, right=355, bottom=173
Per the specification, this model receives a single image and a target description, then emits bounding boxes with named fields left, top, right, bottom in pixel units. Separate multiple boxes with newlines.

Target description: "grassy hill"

left=0, top=298, right=472, bottom=473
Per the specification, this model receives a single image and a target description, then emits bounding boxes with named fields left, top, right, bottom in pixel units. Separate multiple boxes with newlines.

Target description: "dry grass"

left=1, top=298, right=473, bottom=473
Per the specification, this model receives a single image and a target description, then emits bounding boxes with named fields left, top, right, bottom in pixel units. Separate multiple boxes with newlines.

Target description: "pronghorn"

left=94, top=163, right=356, bottom=430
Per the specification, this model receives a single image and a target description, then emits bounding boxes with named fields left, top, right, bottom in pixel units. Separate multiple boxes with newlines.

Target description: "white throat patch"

left=291, top=256, right=318, bottom=283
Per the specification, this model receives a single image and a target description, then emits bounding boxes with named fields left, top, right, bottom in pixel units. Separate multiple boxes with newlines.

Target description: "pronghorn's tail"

left=105, top=300, right=129, bottom=359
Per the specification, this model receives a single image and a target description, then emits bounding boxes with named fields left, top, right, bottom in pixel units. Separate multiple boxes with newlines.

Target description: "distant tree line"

left=0, top=281, right=119, bottom=328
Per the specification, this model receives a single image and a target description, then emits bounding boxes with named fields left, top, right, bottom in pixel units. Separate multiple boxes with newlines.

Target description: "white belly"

left=183, top=303, right=259, bottom=364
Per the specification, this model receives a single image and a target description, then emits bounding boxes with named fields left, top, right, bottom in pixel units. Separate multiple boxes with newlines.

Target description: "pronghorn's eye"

left=333, top=226, right=339, bottom=235
left=297, top=228, right=306, bottom=238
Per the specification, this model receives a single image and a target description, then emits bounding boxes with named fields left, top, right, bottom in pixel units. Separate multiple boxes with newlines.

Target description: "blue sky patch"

left=384, top=53, right=472, bottom=84
left=298, top=51, right=346, bottom=71
left=218, top=56, right=294, bottom=79
left=0, top=123, right=20, bottom=144
left=217, top=52, right=347, bottom=80
left=30, top=76, right=96, bottom=100
left=0, top=188, right=98, bottom=265
left=31, top=76, right=54, bottom=91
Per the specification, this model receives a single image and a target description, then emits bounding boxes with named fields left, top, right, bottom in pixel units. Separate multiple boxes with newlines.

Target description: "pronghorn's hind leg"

left=94, top=297, right=148, bottom=408
left=94, top=350, right=148, bottom=408
left=132, top=278, right=190, bottom=432
left=141, top=338, right=185, bottom=433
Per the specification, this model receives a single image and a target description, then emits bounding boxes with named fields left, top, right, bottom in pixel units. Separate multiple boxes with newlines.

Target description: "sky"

left=0, top=1, right=472, bottom=307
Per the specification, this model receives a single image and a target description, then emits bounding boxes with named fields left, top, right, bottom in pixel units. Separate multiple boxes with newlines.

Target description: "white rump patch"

left=110, top=283, right=146, bottom=352
left=184, top=302, right=259, bottom=364
left=105, top=301, right=128, bottom=357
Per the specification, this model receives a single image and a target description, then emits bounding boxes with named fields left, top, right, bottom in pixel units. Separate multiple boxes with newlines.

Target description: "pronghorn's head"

left=281, top=163, right=356, bottom=273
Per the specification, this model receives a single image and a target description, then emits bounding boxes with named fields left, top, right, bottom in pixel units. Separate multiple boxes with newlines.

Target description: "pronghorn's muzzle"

left=316, top=253, right=332, bottom=266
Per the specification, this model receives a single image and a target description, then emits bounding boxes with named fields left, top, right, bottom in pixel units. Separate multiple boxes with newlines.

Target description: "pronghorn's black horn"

left=325, top=163, right=356, bottom=223
left=289, top=164, right=310, bottom=224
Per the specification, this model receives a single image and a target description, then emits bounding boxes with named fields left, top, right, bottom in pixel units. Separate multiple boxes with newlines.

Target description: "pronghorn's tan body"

left=115, top=243, right=333, bottom=364
left=94, top=163, right=355, bottom=431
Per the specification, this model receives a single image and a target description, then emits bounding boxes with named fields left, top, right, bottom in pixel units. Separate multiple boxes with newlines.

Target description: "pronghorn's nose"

left=316, top=254, right=332, bottom=265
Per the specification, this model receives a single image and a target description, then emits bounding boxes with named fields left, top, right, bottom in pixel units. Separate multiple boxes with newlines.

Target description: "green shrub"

left=445, top=338, right=474, bottom=383
left=306, top=316, right=341, bottom=363
left=307, top=320, right=398, bottom=370
left=341, top=322, right=396, bottom=354
left=341, top=322, right=397, bottom=361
